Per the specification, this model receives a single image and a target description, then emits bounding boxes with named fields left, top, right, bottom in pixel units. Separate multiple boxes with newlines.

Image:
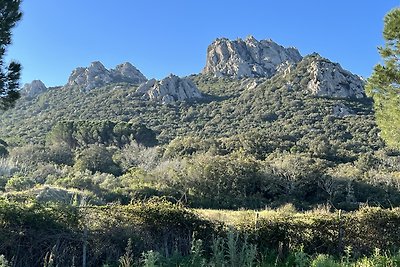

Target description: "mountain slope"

left=1, top=37, right=400, bottom=211
left=0, top=68, right=381, bottom=163
left=0, top=37, right=385, bottom=162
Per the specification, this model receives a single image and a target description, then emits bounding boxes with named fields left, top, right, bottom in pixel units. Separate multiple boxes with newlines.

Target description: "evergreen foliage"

left=0, top=0, right=22, bottom=110
left=366, top=8, right=400, bottom=148
left=1, top=199, right=400, bottom=266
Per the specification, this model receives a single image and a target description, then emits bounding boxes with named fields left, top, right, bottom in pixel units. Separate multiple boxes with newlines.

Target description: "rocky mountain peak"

left=90, top=61, right=108, bottom=72
left=22, top=80, right=48, bottom=98
left=111, top=62, right=147, bottom=84
left=203, top=36, right=302, bottom=78
left=136, top=74, right=202, bottom=104
left=66, top=61, right=147, bottom=91
left=302, top=54, right=365, bottom=98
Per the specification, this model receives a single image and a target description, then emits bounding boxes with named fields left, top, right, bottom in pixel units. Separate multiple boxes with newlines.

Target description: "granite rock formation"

left=203, top=36, right=302, bottom=78
left=304, top=54, right=365, bottom=98
left=67, top=61, right=147, bottom=91
left=22, top=80, right=48, bottom=98
left=136, top=74, right=202, bottom=104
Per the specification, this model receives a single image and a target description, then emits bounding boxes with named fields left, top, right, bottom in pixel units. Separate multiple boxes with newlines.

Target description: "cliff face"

left=136, top=74, right=202, bottom=104
left=304, top=55, right=365, bottom=98
left=203, top=37, right=366, bottom=99
left=203, top=36, right=302, bottom=78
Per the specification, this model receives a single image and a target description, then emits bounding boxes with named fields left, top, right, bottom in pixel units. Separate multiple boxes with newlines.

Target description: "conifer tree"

left=0, top=0, right=22, bottom=110
left=366, top=8, right=400, bottom=148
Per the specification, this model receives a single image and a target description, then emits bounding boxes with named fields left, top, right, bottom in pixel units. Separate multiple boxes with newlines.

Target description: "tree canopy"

left=366, top=8, right=400, bottom=148
left=0, top=0, right=22, bottom=110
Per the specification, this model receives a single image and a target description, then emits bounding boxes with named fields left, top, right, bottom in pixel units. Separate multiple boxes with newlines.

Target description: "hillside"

left=0, top=56, right=380, bottom=156
left=0, top=36, right=399, bottom=211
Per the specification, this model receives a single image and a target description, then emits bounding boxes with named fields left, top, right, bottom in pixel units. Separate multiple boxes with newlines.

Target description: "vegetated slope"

left=1, top=38, right=399, bottom=211
left=0, top=56, right=382, bottom=162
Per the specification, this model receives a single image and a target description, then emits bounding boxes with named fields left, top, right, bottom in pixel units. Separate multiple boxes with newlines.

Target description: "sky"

left=5, top=0, right=400, bottom=87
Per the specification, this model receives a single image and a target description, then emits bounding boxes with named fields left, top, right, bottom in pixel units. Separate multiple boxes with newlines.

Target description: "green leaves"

left=383, top=8, right=400, bottom=43
left=367, top=8, right=400, bottom=149
left=0, top=0, right=21, bottom=110
left=48, top=120, right=158, bottom=149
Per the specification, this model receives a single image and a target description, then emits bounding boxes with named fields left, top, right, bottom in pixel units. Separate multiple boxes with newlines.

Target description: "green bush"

left=229, top=207, right=400, bottom=257
left=311, top=254, right=340, bottom=267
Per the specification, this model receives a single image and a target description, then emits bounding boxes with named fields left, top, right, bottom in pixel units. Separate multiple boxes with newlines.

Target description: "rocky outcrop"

left=136, top=74, right=202, bottom=104
left=304, top=54, right=365, bottom=98
left=22, top=80, right=48, bottom=98
left=332, top=104, right=354, bottom=117
left=203, top=36, right=302, bottom=78
left=111, top=62, right=148, bottom=84
left=66, top=61, right=147, bottom=91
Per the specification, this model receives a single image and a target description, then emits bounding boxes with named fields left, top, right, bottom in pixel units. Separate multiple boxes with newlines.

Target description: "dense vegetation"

left=367, top=8, right=400, bottom=149
left=1, top=3, right=400, bottom=266
left=1, top=65, right=400, bottom=265
left=1, top=65, right=399, bottom=210
left=0, top=0, right=22, bottom=110
left=1, top=199, right=400, bottom=266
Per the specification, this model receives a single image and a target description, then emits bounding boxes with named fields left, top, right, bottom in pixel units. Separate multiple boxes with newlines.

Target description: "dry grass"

left=195, top=203, right=340, bottom=227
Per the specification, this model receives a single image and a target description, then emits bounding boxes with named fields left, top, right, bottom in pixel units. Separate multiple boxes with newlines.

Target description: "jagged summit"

left=66, top=61, right=147, bottom=91
left=202, top=36, right=365, bottom=99
left=24, top=37, right=365, bottom=101
left=22, top=80, right=48, bottom=98
left=113, top=62, right=147, bottom=84
left=136, top=74, right=202, bottom=104
left=203, top=35, right=302, bottom=78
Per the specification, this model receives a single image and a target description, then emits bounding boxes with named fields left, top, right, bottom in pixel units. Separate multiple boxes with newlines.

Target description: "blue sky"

left=5, top=0, right=400, bottom=87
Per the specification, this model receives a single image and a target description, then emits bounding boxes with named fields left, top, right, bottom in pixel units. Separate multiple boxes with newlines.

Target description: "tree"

left=0, top=0, right=22, bottom=110
left=366, top=8, right=400, bottom=148
left=74, top=145, right=122, bottom=175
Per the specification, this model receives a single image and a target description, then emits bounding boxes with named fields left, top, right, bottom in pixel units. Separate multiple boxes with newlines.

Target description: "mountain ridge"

left=66, top=61, right=147, bottom=91
left=21, top=36, right=366, bottom=101
left=5, top=36, right=376, bottom=149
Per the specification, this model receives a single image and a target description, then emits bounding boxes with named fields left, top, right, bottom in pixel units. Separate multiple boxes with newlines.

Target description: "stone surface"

left=67, top=61, right=147, bottom=91
left=305, top=54, right=365, bottom=98
left=22, top=80, right=48, bottom=98
left=136, top=74, right=202, bottom=104
left=203, top=36, right=302, bottom=78
left=111, top=62, right=147, bottom=84
left=332, top=104, right=354, bottom=117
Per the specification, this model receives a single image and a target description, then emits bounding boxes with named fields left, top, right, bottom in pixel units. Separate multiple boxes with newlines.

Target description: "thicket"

left=0, top=199, right=215, bottom=266
left=1, top=199, right=400, bottom=266
left=2, top=141, right=400, bottom=210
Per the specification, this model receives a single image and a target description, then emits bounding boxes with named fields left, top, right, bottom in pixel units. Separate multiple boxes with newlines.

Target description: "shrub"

left=311, top=254, right=340, bottom=267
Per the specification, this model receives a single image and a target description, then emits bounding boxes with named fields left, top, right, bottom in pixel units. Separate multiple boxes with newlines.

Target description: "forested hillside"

left=0, top=51, right=399, bottom=211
